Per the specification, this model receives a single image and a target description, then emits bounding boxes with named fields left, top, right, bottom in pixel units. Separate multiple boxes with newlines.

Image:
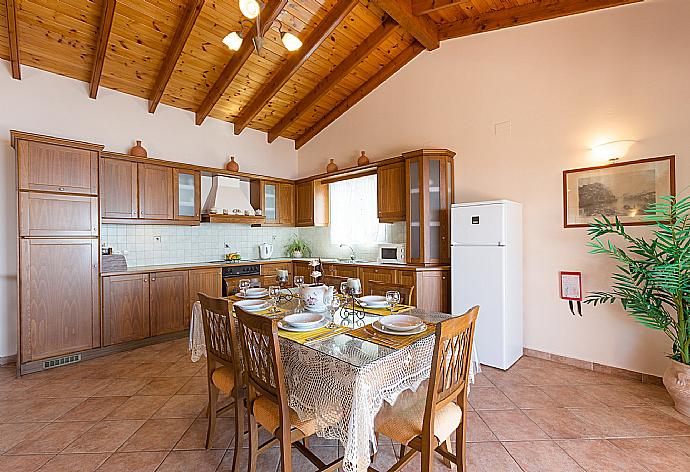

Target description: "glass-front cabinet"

left=250, top=179, right=295, bottom=227
left=173, top=169, right=200, bottom=221
left=404, top=150, right=455, bottom=265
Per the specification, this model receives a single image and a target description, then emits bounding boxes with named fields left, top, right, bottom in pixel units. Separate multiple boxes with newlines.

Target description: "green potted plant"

left=586, top=195, right=690, bottom=416
left=284, top=235, right=312, bottom=259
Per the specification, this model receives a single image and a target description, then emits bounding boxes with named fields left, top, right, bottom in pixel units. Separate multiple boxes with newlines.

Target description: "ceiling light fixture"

left=222, top=2, right=301, bottom=55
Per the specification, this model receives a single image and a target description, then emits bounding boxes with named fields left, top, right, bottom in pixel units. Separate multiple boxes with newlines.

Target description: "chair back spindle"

left=198, top=293, right=241, bottom=370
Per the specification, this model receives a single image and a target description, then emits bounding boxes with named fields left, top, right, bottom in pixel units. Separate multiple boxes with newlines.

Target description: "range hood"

left=202, top=176, right=256, bottom=216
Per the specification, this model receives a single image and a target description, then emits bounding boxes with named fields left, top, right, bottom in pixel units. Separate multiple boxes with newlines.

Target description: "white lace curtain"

left=329, top=175, right=386, bottom=245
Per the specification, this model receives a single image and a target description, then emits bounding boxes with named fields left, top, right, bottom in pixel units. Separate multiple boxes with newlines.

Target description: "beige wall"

left=298, top=0, right=690, bottom=376
left=0, top=65, right=298, bottom=357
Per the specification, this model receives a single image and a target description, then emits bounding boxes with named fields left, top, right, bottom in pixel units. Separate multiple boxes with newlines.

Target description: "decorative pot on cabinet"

left=326, top=159, right=338, bottom=173
left=129, top=140, right=147, bottom=157
left=663, top=359, right=690, bottom=416
left=357, top=151, right=369, bottom=166
left=226, top=156, right=239, bottom=172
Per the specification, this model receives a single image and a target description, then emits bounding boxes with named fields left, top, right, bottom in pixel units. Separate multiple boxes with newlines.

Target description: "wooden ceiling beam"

left=411, top=0, right=471, bottom=16
left=267, top=18, right=398, bottom=143
left=195, top=0, right=288, bottom=126
left=295, top=42, right=424, bottom=150
left=375, top=0, right=439, bottom=50
left=148, top=0, right=205, bottom=114
left=4, top=0, right=20, bottom=79
left=232, top=0, right=360, bottom=136
left=439, top=0, right=643, bottom=40
left=89, top=0, right=116, bottom=99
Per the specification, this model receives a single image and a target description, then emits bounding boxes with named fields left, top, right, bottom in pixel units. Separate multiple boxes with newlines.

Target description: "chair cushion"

left=253, top=396, right=319, bottom=437
left=375, top=388, right=463, bottom=445
left=211, top=367, right=235, bottom=394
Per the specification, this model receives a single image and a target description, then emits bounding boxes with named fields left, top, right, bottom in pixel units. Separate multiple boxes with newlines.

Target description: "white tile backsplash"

left=102, top=222, right=406, bottom=267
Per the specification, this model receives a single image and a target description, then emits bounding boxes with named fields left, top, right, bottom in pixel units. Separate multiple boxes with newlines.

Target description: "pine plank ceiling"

left=1, top=0, right=642, bottom=149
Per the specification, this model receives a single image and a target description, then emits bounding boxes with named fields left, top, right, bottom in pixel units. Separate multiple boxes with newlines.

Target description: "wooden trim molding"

left=439, top=0, right=643, bottom=41
left=522, top=347, right=663, bottom=385
left=267, top=18, right=398, bottom=143
left=90, top=0, right=116, bottom=99
left=195, top=0, right=288, bottom=126
left=4, top=0, right=20, bottom=79
left=0, top=354, right=16, bottom=366
left=149, top=0, right=205, bottom=113
left=295, top=42, right=425, bottom=149
left=375, top=0, right=439, bottom=50
left=10, top=130, right=105, bottom=151
left=232, top=0, right=360, bottom=135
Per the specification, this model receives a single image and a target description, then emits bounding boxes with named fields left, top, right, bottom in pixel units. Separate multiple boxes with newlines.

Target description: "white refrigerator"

left=450, top=200, right=523, bottom=370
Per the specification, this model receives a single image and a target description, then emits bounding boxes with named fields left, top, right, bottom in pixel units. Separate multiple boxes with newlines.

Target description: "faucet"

left=340, top=244, right=356, bottom=261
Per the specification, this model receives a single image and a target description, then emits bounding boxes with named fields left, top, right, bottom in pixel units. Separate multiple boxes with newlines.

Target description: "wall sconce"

left=591, top=140, right=636, bottom=163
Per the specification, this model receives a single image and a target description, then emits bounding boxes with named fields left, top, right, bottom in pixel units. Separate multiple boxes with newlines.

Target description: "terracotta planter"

left=225, top=156, right=239, bottom=172
left=129, top=140, right=147, bottom=157
left=326, top=158, right=338, bottom=173
left=663, top=359, right=690, bottom=417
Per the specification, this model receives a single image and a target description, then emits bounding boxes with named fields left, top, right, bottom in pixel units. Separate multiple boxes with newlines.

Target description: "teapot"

left=298, top=284, right=333, bottom=313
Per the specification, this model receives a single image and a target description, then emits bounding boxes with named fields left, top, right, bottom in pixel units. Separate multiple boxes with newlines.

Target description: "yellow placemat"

left=279, top=325, right=350, bottom=344
left=347, top=322, right=435, bottom=349
left=335, top=295, right=415, bottom=317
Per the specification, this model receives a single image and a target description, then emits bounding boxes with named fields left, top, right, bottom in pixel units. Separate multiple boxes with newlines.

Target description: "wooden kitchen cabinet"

left=19, top=192, right=98, bottom=237
left=359, top=266, right=397, bottom=295
left=173, top=169, right=201, bottom=222
left=416, top=270, right=450, bottom=312
left=150, top=270, right=189, bottom=336
left=293, top=261, right=313, bottom=281
left=15, top=137, right=100, bottom=195
left=19, top=238, right=100, bottom=361
left=102, top=274, right=150, bottom=346
left=100, top=157, right=138, bottom=219
left=279, top=183, right=295, bottom=226
left=377, top=162, right=406, bottom=222
left=188, top=268, right=222, bottom=322
left=138, top=163, right=174, bottom=220
left=250, top=180, right=295, bottom=227
left=295, top=179, right=329, bottom=227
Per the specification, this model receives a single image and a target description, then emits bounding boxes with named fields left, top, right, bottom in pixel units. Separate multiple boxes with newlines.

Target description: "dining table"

left=189, top=289, right=480, bottom=472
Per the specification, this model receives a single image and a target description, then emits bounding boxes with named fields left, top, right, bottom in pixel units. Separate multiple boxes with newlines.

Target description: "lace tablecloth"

left=189, top=301, right=480, bottom=472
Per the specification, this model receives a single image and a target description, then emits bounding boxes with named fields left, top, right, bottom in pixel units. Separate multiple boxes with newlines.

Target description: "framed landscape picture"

left=563, top=156, right=675, bottom=228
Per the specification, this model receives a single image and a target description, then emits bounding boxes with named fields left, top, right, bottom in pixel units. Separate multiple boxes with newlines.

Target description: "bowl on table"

left=239, top=288, right=268, bottom=299
left=356, top=295, right=388, bottom=308
left=282, top=313, right=326, bottom=329
left=234, top=299, right=269, bottom=312
left=379, top=315, right=423, bottom=332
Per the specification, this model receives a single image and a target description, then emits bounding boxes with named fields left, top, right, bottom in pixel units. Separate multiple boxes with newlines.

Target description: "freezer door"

left=451, top=203, right=506, bottom=246
left=451, top=245, right=507, bottom=369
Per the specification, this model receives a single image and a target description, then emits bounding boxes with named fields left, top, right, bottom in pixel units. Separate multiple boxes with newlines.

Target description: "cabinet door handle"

left=144, top=278, right=148, bottom=282
left=58, top=187, right=65, bottom=191
left=140, top=211, right=145, bottom=216
left=93, top=264, right=98, bottom=269
left=151, top=277, right=156, bottom=281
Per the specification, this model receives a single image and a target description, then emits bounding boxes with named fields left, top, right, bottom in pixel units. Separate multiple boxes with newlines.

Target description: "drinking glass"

left=386, top=290, right=401, bottom=315
left=339, top=281, right=349, bottom=296
left=293, top=275, right=305, bottom=311
left=268, top=285, right=281, bottom=313
left=325, top=291, right=341, bottom=320
left=239, top=279, right=250, bottom=297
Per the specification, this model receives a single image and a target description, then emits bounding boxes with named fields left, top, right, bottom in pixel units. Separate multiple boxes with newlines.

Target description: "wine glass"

left=293, top=275, right=305, bottom=311
left=268, top=285, right=281, bottom=313
left=239, top=279, right=250, bottom=297
left=386, top=290, right=401, bottom=315
left=339, top=281, right=349, bottom=296
left=325, top=291, right=341, bottom=320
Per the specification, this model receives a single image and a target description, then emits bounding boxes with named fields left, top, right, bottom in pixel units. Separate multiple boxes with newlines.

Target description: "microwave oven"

left=378, top=244, right=405, bottom=264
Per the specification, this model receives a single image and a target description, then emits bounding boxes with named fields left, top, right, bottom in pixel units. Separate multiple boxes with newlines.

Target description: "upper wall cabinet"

left=101, top=158, right=138, bottom=219
left=138, top=163, right=173, bottom=220
left=295, top=179, right=329, bottom=227
left=404, top=149, right=455, bottom=266
left=16, top=136, right=100, bottom=195
left=250, top=179, right=295, bottom=227
left=173, top=169, right=201, bottom=221
left=377, top=162, right=406, bottom=223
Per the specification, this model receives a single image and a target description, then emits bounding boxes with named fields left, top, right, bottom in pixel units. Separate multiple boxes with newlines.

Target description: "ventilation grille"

left=43, top=354, right=81, bottom=369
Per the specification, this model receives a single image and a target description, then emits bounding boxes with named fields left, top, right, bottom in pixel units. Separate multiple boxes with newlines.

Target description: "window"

left=329, top=175, right=387, bottom=245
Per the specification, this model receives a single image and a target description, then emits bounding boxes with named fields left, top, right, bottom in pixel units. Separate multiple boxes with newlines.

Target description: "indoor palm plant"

left=586, top=195, right=690, bottom=416
left=284, top=235, right=311, bottom=258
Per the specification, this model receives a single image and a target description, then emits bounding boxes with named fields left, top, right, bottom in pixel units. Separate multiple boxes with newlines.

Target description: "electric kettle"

left=258, top=243, right=274, bottom=260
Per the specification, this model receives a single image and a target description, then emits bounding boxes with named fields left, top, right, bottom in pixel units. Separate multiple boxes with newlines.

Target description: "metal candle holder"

left=276, top=275, right=297, bottom=303
left=340, top=289, right=366, bottom=322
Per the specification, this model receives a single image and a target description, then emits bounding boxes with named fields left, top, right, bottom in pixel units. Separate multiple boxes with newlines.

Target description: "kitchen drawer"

left=19, top=192, right=98, bottom=237
left=261, top=262, right=293, bottom=277
left=396, top=269, right=417, bottom=287
left=332, top=264, right=359, bottom=279
left=359, top=266, right=396, bottom=295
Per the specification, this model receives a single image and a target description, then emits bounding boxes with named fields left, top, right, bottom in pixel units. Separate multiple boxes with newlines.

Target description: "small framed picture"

left=563, top=156, right=675, bottom=228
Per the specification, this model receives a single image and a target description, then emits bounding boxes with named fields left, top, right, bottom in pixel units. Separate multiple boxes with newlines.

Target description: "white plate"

left=277, top=318, right=329, bottom=332
left=372, top=320, right=427, bottom=336
left=283, top=313, right=325, bottom=329
left=379, top=315, right=423, bottom=332
left=357, top=295, right=388, bottom=308
left=237, top=289, right=268, bottom=299
left=233, top=300, right=269, bottom=312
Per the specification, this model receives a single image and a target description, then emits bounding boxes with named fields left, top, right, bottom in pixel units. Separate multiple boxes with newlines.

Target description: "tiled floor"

left=1, top=339, right=689, bottom=471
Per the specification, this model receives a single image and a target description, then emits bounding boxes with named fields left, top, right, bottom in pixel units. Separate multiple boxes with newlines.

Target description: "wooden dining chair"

left=321, top=274, right=348, bottom=289
left=368, top=280, right=416, bottom=305
left=372, top=306, right=479, bottom=472
left=234, top=305, right=343, bottom=472
left=198, top=293, right=244, bottom=471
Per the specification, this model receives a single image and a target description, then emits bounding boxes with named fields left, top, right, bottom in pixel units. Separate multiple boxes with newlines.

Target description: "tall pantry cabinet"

left=12, top=132, right=104, bottom=373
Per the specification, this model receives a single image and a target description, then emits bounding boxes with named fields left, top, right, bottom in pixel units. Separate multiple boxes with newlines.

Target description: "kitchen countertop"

left=100, top=258, right=449, bottom=276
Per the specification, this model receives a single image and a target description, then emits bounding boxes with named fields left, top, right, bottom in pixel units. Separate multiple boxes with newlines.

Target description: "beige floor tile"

left=152, top=394, right=208, bottom=419
left=467, top=442, right=522, bottom=471
left=177, top=376, right=209, bottom=395
left=471, top=372, right=494, bottom=387
left=0, top=422, right=48, bottom=453
left=0, top=397, right=86, bottom=422
left=136, top=377, right=188, bottom=396
left=156, top=449, right=225, bottom=472
left=465, top=411, right=497, bottom=442
left=217, top=446, right=280, bottom=472
left=524, top=408, right=604, bottom=439
left=127, top=362, right=177, bottom=378
left=94, top=451, right=167, bottom=472
left=56, top=396, right=129, bottom=422
left=92, top=378, right=151, bottom=396
left=503, top=440, right=584, bottom=472
left=105, top=395, right=170, bottom=420
left=118, top=418, right=194, bottom=452
left=570, top=406, right=690, bottom=437
left=27, top=379, right=111, bottom=398
left=0, top=454, right=53, bottom=471
left=537, top=385, right=606, bottom=408
left=609, top=437, right=690, bottom=472
left=480, top=367, right=532, bottom=387
left=468, top=387, right=516, bottom=410
left=575, top=384, right=655, bottom=407
left=174, top=417, right=237, bottom=450
left=477, top=409, right=549, bottom=441
left=8, top=421, right=95, bottom=455
left=499, top=385, right=559, bottom=409
left=64, top=420, right=145, bottom=453
left=557, top=439, right=650, bottom=472
left=36, top=453, right=110, bottom=472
